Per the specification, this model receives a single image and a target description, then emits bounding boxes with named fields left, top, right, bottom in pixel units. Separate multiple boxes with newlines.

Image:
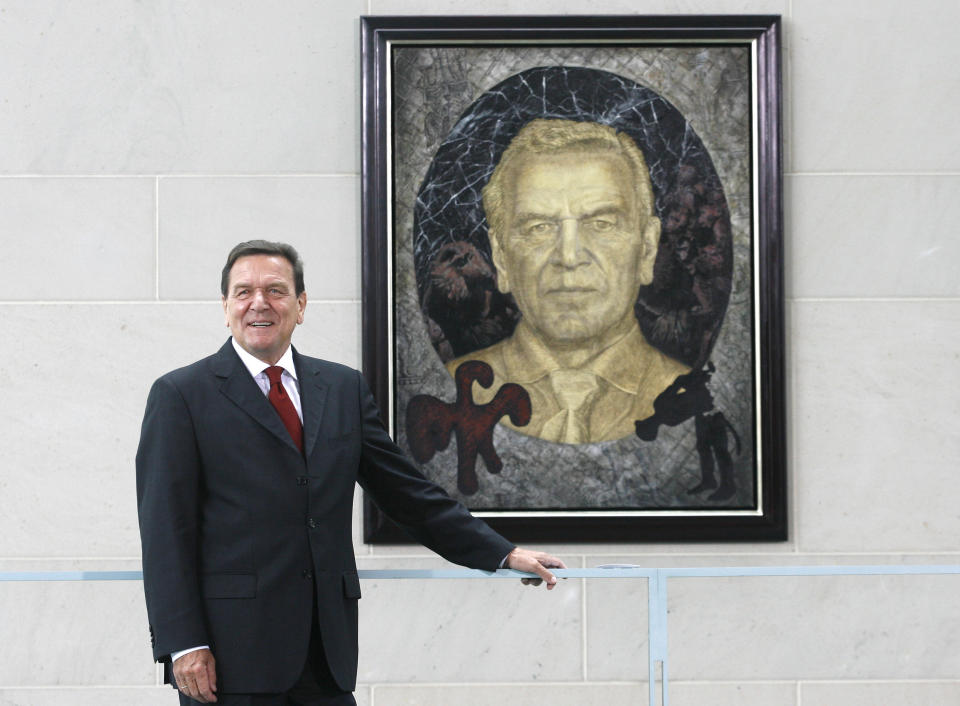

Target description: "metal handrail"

left=3, top=565, right=957, bottom=705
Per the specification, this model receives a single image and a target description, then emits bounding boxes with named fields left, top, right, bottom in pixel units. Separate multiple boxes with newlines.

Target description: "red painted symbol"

left=406, top=361, right=531, bottom=495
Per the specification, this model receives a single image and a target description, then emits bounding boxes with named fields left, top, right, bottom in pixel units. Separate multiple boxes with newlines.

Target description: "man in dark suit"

left=136, top=241, right=564, bottom=705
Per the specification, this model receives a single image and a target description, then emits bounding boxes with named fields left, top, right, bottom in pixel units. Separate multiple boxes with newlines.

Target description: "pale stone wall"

left=1, top=1, right=958, bottom=704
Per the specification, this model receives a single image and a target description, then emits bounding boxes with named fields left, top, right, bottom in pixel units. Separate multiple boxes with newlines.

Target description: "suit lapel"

left=212, top=339, right=302, bottom=453
left=293, top=347, right=328, bottom=459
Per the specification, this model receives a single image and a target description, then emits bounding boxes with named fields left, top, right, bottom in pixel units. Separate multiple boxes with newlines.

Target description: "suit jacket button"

left=307, top=518, right=317, bottom=529
left=302, top=569, right=314, bottom=579
left=297, top=476, right=309, bottom=486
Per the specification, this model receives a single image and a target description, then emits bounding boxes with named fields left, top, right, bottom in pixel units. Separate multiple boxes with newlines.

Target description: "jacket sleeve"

left=135, top=376, right=210, bottom=662
left=354, top=370, right=515, bottom=571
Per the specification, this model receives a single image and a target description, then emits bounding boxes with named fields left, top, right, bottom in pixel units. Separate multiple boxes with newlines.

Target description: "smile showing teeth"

left=249, top=322, right=273, bottom=327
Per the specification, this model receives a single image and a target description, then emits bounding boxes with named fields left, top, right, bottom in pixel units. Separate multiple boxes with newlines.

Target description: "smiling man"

left=446, top=120, right=689, bottom=444
left=137, top=241, right=564, bottom=706
left=223, top=253, right=306, bottom=366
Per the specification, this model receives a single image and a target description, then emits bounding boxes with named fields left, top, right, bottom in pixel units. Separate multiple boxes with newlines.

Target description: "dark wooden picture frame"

left=361, top=15, right=784, bottom=543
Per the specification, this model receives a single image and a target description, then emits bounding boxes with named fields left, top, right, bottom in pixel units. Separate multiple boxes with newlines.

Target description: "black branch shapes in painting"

left=406, top=360, right=531, bottom=495
left=634, top=362, right=741, bottom=501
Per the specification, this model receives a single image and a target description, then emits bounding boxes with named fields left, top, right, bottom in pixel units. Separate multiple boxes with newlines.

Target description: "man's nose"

left=250, top=288, right=269, bottom=308
left=556, top=218, right=587, bottom=267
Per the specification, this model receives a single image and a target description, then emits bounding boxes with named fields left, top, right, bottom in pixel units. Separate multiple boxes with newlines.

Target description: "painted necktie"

left=265, top=366, right=303, bottom=453
left=544, top=368, right=599, bottom=444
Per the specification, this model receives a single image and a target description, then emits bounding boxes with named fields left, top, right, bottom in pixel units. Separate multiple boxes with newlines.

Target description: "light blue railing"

left=3, top=565, right=958, bottom=705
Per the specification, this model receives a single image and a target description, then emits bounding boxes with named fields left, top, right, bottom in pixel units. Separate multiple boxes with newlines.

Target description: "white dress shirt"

left=230, top=338, right=303, bottom=422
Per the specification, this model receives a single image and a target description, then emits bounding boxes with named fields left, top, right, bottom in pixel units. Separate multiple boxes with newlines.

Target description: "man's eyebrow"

left=514, top=210, right=559, bottom=222
left=580, top=205, right=626, bottom=219
left=514, top=204, right=627, bottom=223
left=232, top=278, right=290, bottom=289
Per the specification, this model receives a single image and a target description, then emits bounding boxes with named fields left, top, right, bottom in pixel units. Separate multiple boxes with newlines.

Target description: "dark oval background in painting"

left=413, top=66, right=734, bottom=370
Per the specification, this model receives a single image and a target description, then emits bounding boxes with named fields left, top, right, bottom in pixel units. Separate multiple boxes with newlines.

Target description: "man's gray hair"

left=482, top=119, right=657, bottom=244
left=221, top=240, right=305, bottom=296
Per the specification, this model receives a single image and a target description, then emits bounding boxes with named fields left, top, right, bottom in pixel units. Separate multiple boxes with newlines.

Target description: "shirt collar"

left=230, top=338, right=298, bottom=381
left=498, top=321, right=653, bottom=393
left=497, top=321, right=557, bottom=384
left=585, top=326, right=656, bottom=393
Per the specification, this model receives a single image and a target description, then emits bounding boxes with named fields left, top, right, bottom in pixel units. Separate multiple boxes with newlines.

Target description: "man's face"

left=490, top=150, right=659, bottom=347
left=222, top=254, right=306, bottom=364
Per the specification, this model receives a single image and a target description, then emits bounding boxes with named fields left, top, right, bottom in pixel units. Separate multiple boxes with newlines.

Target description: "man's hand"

left=173, top=648, right=218, bottom=703
left=506, top=547, right=566, bottom=589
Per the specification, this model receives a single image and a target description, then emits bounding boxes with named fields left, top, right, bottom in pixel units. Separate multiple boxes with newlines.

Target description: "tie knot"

left=265, top=366, right=285, bottom=385
left=543, top=369, right=600, bottom=444
left=549, top=369, right=599, bottom=411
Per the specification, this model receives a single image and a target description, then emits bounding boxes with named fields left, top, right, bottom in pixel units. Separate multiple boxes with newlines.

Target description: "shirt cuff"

left=171, top=645, right=209, bottom=663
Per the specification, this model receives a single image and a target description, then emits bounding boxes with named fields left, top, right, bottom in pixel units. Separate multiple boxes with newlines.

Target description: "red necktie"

left=265, top=366, right=303, bottom=453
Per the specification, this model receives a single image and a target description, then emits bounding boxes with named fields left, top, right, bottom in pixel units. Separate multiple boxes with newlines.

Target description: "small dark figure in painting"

left=421, top=241, right=519, bottom=360
left=692, top=410, right=741, bottom=501
left=406, top=360, right=531, bottom=495
left=637, top=164, right=733, bottom=370
left=634, top=362, right=741, bottom=501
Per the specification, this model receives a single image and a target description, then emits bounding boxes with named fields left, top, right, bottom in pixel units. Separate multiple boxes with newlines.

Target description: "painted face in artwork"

left=222, top=254, right=306, bottom=364
left=490, top=149, right=660, bottom=350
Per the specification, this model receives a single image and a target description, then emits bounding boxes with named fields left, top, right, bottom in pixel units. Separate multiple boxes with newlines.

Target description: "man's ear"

left=222, top=296, right=230, bottom=327
left=296, top=292, right=307, bottom=324
left=638, top=216, right=661, bottom=285
left=489, top=231, right=511, bottom=294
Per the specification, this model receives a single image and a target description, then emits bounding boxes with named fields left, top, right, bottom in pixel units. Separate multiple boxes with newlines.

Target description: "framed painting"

left=360, top=15, right=785, bottom=543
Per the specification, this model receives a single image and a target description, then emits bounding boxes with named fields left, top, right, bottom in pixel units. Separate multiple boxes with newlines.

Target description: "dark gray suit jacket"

left=136, top=339, right=513, bottom=693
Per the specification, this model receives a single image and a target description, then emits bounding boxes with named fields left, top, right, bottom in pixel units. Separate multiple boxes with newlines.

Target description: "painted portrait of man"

left=379, top=57, right=755, bottom=514
left=445, top=119, right=689, bottom=444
